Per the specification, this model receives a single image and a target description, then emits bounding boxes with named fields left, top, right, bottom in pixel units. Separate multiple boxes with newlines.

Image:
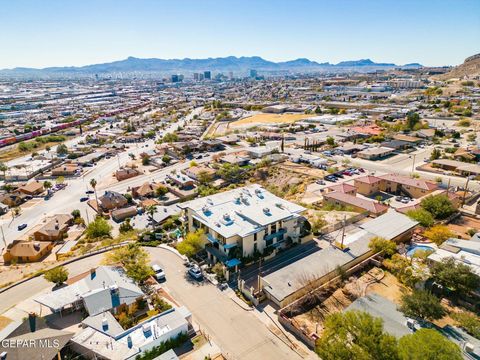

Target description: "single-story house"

left=3, top=240, right=54, bottom=263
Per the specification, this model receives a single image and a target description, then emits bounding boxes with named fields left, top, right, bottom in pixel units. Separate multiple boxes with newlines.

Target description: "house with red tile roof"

left=323, top=192, right=388, bottom=217
left=354, top=174, right=438, bottom=198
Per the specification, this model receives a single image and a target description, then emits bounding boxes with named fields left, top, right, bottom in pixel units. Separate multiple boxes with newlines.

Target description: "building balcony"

left=264, top=228, right=287, bottom=241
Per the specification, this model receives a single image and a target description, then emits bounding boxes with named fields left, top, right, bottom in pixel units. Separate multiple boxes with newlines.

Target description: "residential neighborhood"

left=0, top=1, right=480, bottom=359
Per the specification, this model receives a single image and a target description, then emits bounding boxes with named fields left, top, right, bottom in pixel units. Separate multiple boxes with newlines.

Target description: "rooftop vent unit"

left=263, top=207, right=271, bottom=215
left=142, top=323, right=152, bottom=336
left=215, top=222, right=221, bottom=227
left=234, top=196, right=241, bottom=204
left=33, top=242, right=40, bottom=251
left=109, top=284, right=119, bottom=294
left=102, top=317, right=109, bottom=331
left=207, top=199, right=213, bottom=205
left=202, top=205, right=210, bottom=214
left=276, top=203, right=284, bottom=209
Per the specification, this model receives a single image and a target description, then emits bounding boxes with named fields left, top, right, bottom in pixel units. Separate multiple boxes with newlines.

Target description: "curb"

left=230, top=295, right=254, bottom=311
left=157, top=244, right=188, bottom=262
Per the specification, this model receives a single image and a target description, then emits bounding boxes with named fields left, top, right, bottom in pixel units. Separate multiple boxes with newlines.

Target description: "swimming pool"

left=406, top=244, right=434, bottom=257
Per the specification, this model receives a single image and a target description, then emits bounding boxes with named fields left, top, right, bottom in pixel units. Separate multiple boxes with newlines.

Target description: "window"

left=254, top=233, right=257, bottom=242
left=271, top=223, right=277, bottom=234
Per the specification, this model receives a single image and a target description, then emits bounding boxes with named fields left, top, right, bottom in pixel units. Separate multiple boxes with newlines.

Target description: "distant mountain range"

left=0, top=56, right=423, bottom=78
left=435, top=53, right=480, bottom=80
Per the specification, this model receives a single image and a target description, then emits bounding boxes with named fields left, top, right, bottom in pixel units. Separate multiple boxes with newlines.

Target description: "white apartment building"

left=178, top=184, right=311, bottom=268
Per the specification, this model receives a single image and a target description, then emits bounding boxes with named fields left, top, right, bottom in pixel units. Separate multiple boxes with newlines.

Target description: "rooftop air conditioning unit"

left=263, top=207, right=270, bottom=214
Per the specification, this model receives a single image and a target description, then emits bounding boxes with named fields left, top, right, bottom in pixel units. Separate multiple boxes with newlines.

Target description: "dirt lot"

left=230, top=113, right=311, bottom=128
left=365, top=271, right=408, bottom=303
left=447, top=215, right=480, bottom=238
left=291, top=267, right=389, bottom=336
left=252, top=163, right=319, bottom=202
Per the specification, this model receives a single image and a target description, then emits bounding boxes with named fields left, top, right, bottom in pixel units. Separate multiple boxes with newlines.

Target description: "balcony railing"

left=264, top=228, right=287, bottom=241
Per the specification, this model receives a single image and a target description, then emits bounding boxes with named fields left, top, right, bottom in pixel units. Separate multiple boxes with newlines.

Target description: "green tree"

left=405, top=208, right=434, bottom=227
left=177, top=230, right=206, bottom=258
left=315, top=310, right=399, bottom=360
left=368, top=237, right=397, bottom=257
left=451, top=312, right=480, bottom=339
left=420, top=195, right=455, bottom=220
left=155, top=185, right=168, bottom=197
left=103, top=244, right=153, bottom=283
left=406, top=112, right=420, bottom=130
left=430, top=257, right=477, bottom=296
left=162, top=155, right=171, bottom=164
left=430, top=148, right=441, bottom=161
left=0, top=162, right=8, bottom=179
left=398, top=329, right=462, bottom=360
left=326, top=136, right=336, bottom=147
left=71, top=209, right=81, bottom=219
left=90, top=178, right=100, bottom=214
left=119, top=218, right=134, bottom=233
left=400, top=290, right=445, bottom=321
left=43, top=181, right=52, bottom=190
left=86, top=216, right=112, bottom=239
left=217, top=163, right=245, bottom=183
left=197, top=170, right=213, bottom=185
left=56, top=143, right=68, bottom=155
left=44, top=266, right=69, bottom=286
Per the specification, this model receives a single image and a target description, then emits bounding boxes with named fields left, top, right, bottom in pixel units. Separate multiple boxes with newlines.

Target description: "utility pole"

left=340, top=215, right=346, bottom=250
left=0, top=225, right=6, bottom=249
left=462, top=176, right=473, bottom=207
left=410, top=153, right=416, bottom=175
left=257, top=257, right=262, bottom=292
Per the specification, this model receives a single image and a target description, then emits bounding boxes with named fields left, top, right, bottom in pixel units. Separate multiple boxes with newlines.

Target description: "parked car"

left=86, top=190, right=94, bottom=194
left=395, top=196, right=403, bottom=201
left=152, top=264, right=166, bottom=281
left=316, top=180, right=326, bottom=185
left=188, top=265, right=203, bottom=281
left=358, top=168, right=365, bottom=173
left=17, top=224, right=27, bottom=231
left=80, top=196, right=89, bottom=202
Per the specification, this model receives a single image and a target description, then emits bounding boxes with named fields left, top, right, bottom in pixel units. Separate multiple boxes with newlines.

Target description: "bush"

left=451, top=312, right=480, bottom=339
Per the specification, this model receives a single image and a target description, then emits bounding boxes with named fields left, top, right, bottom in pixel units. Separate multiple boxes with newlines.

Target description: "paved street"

left=148, top=247, right=303, bottom=360
left=0, top=246, right=305, bottom=360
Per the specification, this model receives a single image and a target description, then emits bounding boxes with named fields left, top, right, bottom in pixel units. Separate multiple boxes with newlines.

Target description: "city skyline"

left=1, top=0, right=479, bottom=69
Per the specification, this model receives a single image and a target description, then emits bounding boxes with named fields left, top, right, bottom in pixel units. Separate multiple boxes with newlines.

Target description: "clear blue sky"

left=1, top=0, right=479, bottom=69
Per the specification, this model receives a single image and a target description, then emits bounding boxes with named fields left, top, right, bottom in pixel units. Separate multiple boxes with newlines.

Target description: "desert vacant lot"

left=230, top=113, right=311, bottom=128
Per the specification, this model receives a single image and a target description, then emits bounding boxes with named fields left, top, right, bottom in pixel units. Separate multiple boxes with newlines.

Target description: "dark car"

left=17, top=224, right=27, bottom=231
left=86, top=190, right=94, bottom=194
left=80, top=197, right=89, bottom=202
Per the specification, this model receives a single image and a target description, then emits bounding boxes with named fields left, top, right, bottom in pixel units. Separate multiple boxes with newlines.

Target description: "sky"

left=0, top=0, right=479, bottom=69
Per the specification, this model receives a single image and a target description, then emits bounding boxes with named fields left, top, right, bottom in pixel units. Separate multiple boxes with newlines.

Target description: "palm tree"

left=146, top=205, right=157, bottom=227
left=90, top=178, right=100, bottom=215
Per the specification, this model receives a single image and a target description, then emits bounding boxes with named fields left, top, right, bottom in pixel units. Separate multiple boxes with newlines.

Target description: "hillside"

left=436, top=53, right=480, bottom=80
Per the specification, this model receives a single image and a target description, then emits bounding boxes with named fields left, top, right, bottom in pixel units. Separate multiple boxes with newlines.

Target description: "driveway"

left=147, top=247, right=302, bottom=360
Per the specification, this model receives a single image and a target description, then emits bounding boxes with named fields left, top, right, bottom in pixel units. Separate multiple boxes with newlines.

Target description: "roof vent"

left=207, top=198, right=213, bottom=205
left=263, top=207, right=271, bottom=215
left=109, top=284, right=119, bottom=293
left=33, top=242, right=40, bottom=251
left=276, top=203, right=284, bottom=209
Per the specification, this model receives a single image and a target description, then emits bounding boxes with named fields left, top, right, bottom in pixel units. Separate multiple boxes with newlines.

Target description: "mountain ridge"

left=0, top=56, right=423, bottom=76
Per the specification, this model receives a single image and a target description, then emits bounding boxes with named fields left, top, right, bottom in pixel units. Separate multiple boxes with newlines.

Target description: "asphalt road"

left=0, top=247, right=302, bottom=360
left=0, top=107, right=204, bottom=247
left=149, top=247, right=302, bottom=360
